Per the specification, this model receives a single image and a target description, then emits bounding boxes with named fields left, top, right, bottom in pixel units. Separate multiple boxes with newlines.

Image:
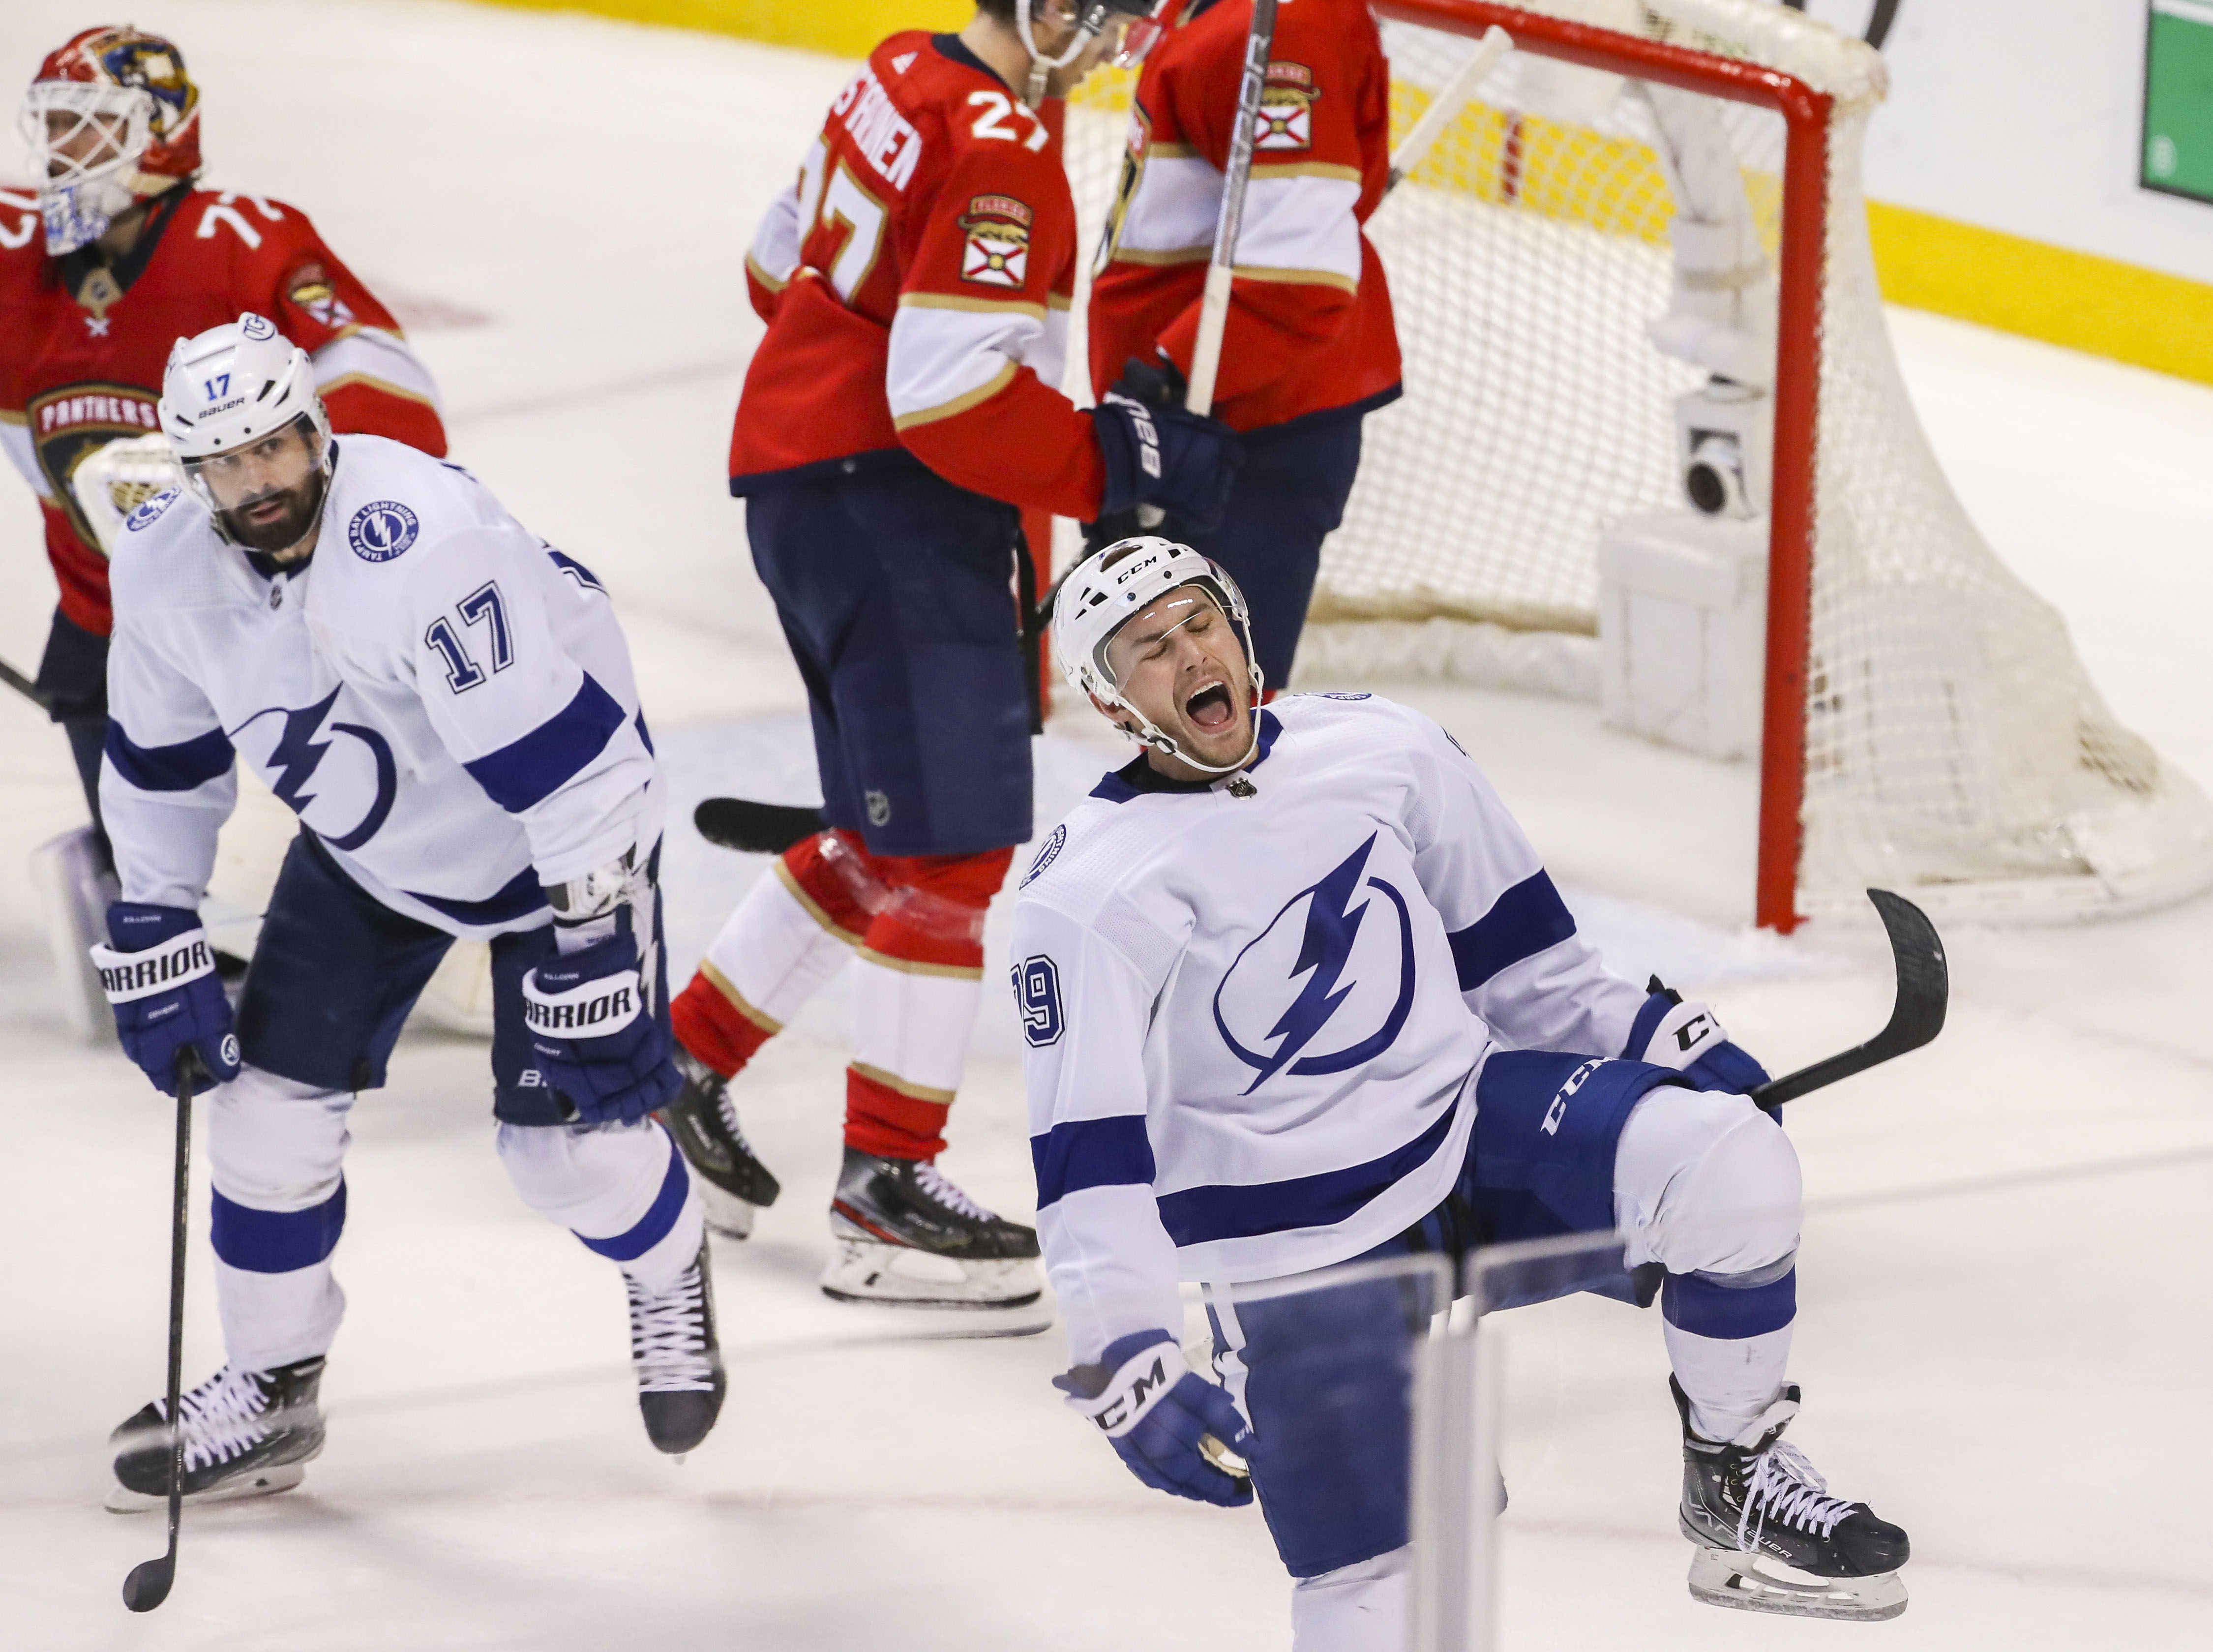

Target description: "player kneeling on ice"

left=91, top=315, right=722, bottom=1510
left=1014, top=538, right=1910, bottom=1644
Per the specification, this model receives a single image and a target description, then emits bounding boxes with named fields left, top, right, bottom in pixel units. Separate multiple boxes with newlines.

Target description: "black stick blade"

left=1751, top=888, right=1948, bottom=1110
left=692, top=798, right=825, bottom=856
left=122, top=1554, right=174, bottom=1612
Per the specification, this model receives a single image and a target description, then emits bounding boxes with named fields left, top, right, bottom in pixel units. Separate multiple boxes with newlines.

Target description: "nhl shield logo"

left=960, top=194, right=1033, bottom=289
left=348, top=500, right=419, bottom=562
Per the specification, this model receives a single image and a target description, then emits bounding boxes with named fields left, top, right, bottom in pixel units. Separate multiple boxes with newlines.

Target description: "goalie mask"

left=1052, top=536, right=1265, bottom=776
left=22, top=26, right=201, bottom=256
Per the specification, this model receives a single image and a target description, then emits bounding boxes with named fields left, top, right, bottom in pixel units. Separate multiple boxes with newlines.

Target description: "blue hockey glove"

left=1092, top=385, right=1241, bottom=532
left=1054, top=1329, right=1256, bottom=1508
left=1627, top=976, right=1771, bottom=1094
left=90, top=902, right=240, bottom=1097
left=523, top=931, right=680, bottom=1124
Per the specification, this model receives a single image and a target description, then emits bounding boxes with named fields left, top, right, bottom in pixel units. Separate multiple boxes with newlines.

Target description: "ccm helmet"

left=1051, top=535, right=1263, bottom=776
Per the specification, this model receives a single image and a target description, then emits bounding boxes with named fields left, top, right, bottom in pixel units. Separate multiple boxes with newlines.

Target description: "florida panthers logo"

left=1213, top=834, right=1417, bottom=1094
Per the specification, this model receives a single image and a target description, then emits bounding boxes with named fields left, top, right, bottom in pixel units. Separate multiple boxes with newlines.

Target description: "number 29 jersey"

left=727, top=31, right=1107, bottom=521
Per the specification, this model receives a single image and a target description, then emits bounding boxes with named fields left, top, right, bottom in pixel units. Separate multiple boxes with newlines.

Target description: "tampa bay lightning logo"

left=1021, top=824, right=1067, bottom=888
left=231, top=687, right=398, bottom=851
left=126, top=488, right=179, bottom=532
left=1213, top=834, right=1417, bottom=1095
left=348, top=500, right=419, bottom=562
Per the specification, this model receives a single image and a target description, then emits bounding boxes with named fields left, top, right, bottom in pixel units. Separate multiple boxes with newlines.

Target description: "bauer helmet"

left=22, top=26, right=201, bottom=256
left=1051, top=535, right=1264, bottom=775
left=158, top=314, right=333, bottom=535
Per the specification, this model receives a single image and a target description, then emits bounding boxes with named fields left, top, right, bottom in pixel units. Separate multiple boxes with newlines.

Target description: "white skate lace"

left=160, top=1366, right=273, bottom=1472
left=1736, top=1439, right=1856, bottom=1551
left=714, top=1084, right=757, bottom=1155
left=915, top=1162, right=993, bottom=1222
left=628, top=1266, right=717, bottom=1393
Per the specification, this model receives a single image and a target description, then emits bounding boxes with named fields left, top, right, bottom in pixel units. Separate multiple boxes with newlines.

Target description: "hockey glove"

left=91, top=902, right=241, bottom=1097
left=1054, top=1329, right=1256, bottom=1508
left=523, top=931, right=681, bottom=1125
left=1627, top=977, right=1771, bottom=1094
left=1091, top=389, right=1241, bottom=534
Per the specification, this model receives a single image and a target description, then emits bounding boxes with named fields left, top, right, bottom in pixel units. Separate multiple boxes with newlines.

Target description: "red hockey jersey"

left=0, top=184, right=447, bottom=636
left=728, top=31, right=1106, bottom=520
left=1088, top=0, right=1402, bottom=432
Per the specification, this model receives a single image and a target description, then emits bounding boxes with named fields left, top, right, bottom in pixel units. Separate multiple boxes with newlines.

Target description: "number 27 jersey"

left=727, top=31, right=1107, bottom=520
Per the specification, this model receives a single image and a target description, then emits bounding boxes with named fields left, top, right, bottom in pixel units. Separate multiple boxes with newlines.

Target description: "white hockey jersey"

left=100, top=435, right=661, bottom=939
left=1012, top=694, right=1649, bottom=1361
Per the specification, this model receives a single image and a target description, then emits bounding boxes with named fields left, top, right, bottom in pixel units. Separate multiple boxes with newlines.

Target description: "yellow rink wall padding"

left=475, top=0, right=2213, bottom=389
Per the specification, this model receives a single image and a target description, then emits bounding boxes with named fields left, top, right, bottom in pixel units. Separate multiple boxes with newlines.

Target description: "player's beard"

left=221, top=469, right=327, bottom=556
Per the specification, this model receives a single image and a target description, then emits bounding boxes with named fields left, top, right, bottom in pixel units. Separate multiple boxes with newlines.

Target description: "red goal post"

left=1374, top=0, right=1830, bottom=929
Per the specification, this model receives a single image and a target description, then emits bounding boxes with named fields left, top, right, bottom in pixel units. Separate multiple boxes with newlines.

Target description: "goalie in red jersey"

left=666, top=1, right=1236, bottom=1311
left=1087, top=0, right=1403, bottom=694
left=0, top=27, right=448, bottom=928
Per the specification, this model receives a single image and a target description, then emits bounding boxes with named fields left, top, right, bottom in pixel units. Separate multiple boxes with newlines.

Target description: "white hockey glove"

left=1053, top=1330, right=1255, bottom=1507
left=1627, top=976, right=1770, bottom=1095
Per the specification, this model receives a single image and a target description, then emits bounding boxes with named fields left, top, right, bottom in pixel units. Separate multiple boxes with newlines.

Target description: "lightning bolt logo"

left=231, top=687, right=398, bottom=851
left=1214, top=835, right=1419, bottom=1095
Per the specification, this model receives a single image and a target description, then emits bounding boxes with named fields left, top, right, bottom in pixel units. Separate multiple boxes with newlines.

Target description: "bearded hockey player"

left=1086, top=0, right=1400, bottom=691
left=2, top=26, right=446, bottom=1026
left=92, top=315, right=716, bottom=1509
left=665, top=1, right=1236, bottom=1310
left=1014, top=538, right=1911, bottom=1645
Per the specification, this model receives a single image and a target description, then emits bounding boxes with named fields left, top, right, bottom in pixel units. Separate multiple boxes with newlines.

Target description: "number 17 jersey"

left=727, top=31, right=1107, bottom=521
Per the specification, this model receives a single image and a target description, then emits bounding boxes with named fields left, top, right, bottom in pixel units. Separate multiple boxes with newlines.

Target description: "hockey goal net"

left=1058, top=0, right=2213, bottom=929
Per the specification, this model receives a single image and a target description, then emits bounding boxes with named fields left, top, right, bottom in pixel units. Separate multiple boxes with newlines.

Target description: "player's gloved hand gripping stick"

left=90, top=903, right=242, bottom=1096
left=523, top=857, right=682, bottom=1125
left=1056, top=1328, right=1256, bottom=1508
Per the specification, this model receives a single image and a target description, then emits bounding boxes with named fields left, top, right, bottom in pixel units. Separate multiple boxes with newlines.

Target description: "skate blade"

left=698, top=1181, right=760, bottom=1240
left=820, top=1240, right=1049, bottom=1331
left=106, top=1462, right=308, bottom=1514
left=1686, top=1544, right=1907, bottom=1622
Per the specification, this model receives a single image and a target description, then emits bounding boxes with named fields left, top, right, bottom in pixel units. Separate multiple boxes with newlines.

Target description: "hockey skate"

left=107, top=1357, right=326, bottom=1512
left=629, top=1236, right=725, bottom=1456
left=1673, top=1376, right=1909, bottom=1621
left=822, top=1147, right=1042, bottom=1309
left=657, top=1049, right=780, bottom=1238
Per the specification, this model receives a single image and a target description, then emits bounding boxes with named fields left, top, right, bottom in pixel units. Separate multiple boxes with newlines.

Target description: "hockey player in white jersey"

left=90, top=314, right=722, bottom=1507
left=1015, top=538, right=1910, bottom=1644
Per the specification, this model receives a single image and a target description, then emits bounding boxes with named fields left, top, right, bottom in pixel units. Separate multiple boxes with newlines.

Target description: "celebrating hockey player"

left=1086, top=0, right=1400, bottom=691
left=1, top=27, right=446, bottom=881
left=1016, top=538, right=1911, bottom=1644
left=664, top=1, right=1237, bottom=1309
left=91, top=315, right=718, bottom=1507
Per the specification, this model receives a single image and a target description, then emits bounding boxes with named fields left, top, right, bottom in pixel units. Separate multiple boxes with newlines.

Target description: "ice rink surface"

left=1, top=2, right=2209, bottom=1647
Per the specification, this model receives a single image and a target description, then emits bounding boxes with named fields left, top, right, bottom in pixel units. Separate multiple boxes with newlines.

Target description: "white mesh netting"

left=1057, top=0, right=2213, bottom=920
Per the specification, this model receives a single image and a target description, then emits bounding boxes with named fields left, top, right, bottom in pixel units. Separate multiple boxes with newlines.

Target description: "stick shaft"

left=1183, top=0, right=1280, bottom=418
left=1, top=653, right=48, bottom=709
left=159, top=1065, right=195, bottom=1561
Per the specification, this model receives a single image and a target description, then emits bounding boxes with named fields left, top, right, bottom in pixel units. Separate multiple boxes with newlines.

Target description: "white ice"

left=0, top=2, right=2208, bottom=1647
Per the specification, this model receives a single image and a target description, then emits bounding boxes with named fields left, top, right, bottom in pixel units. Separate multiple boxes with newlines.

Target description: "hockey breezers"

left=1749, top=888, right=1947, bottom=1114
left=122, top=1050, right=205, bottom=1614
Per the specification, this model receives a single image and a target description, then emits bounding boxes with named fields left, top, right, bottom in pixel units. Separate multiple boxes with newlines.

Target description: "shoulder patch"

left=285, top=261, right=356, bottom=330
left=1257, top=62, right=1317, bottom=150
left=348, top=500, right=419, bottom=562
left=960, top=196, right=1033, bottom=288
left=125, top=487, right=180, bottom=532
left=1021, top=823, right=1067, bottom=888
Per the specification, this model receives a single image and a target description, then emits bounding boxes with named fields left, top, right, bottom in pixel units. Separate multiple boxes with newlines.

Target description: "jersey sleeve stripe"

left=897, top=292, right=1050, bottom=320
left=1447, top=869, right=1578, bottom=991
left=890, top=358, right=1018, bottom=433
left=744, top=250, right=792, bottom=294
left=103, top=721, right=235, bottom=792
left=1154, top=1102, right=1457, bottom=1247
left=1248, top=161, right=1365, bottom=184
left=461, top=673, right=628, bottom=812
left=399, top=864, right=548, bottom=927
left=1032, top=1114, right=1157, bottom=1209
left=211, top=1183, right=347, bottom=1272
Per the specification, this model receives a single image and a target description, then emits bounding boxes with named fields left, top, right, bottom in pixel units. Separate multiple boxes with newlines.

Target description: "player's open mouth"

left=1185, top=682, right=1234, bottom=731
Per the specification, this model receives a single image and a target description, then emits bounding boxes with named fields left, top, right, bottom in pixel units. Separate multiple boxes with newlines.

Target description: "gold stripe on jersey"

left=315, top=372, right=441, bottom=409
left=1229, top=265, right=1361, bottom=294
left=890, top=359, right=1018, bottom=433
left=745, top=251, right=792, bottom=294
left=898, top=291, right=1049, bottom=320
left=1250, top=160, right=1363, bottom=184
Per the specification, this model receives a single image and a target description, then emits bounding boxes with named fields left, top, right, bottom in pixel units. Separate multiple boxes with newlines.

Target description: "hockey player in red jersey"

left=666, top=1, right=1235, bottom=1309
left=0, top=26, right=448, bottom=875
left=1088, top=0, right=1402, bottom=692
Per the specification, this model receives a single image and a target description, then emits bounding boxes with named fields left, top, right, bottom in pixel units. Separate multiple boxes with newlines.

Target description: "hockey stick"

left=1383, top=25, right=1513, bottom=196
left=1, top=653, right=50, bottom=710
left=693, top=797, right=826, bottom=857
left=123, top=1050, right=206, bottom=1613
left=1748, top=888, right=1947, bottom=1113
left=1181, top=0, right=1278, bottom=419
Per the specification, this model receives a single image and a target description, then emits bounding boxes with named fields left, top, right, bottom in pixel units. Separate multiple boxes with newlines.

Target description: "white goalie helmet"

left=1051, top=535, right=1265, bottom=775
left=157, top=313, right=333, bottom=518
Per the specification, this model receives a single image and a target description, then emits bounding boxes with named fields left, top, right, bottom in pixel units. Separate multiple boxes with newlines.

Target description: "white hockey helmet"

left=158, top=313, right=332, bottom=517
left=1051, top=535, right=1264, bottom=775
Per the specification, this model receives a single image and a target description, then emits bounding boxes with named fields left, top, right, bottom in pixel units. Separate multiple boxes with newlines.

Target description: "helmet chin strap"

left=1017, top=0, right=1109, bottom=107
left=1106, top=671, right=1266, bottom=779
